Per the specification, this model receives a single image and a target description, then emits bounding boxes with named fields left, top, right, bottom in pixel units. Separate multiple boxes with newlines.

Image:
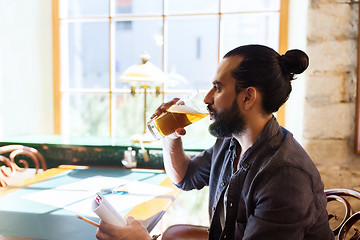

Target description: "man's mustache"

left=207, top=105, right=216, bottom=117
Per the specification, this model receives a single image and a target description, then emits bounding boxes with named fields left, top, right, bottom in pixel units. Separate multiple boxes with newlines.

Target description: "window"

left=52, top=0, right=288, bottom=144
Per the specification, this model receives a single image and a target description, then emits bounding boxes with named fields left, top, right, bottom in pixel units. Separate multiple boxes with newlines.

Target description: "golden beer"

left=148, top=105, right=209, bottom=139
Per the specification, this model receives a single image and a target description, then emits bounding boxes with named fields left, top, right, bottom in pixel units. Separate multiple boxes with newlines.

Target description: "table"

left=0, top=165, right=180, bottom=240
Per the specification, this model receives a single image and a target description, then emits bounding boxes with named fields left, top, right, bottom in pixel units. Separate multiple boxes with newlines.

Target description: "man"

left=97, top=44, right=334, bottom=240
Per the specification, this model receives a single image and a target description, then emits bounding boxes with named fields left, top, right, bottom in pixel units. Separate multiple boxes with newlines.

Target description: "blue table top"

left=0, top=167, right=168, bottom=240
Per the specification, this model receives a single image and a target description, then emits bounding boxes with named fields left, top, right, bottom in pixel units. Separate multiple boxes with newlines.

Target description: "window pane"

left=66, top=21, right=110, bottom=89
left=114, top=19, right=163, bottom=89
left=166, top=16, right=218, bottom=90
left=65, top=93, right=110, bottom=137
left=114, top=0, right=163, bottom=15
left=220, top=13, right=279, bottom=58
left=167, top=0, right=218, bottom=14
left=58, top=1, right=284, bottom=140
left=63, top=0, right=109, bottom=17
left=112, top=93, right=162, bottom=138
left=221, top=0, right=280, bottom=12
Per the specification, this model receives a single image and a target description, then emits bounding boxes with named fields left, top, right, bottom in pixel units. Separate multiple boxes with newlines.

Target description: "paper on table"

left=22, top=176, right=173, bottom=218
left=65, top=180, right=173, bottom=217
left=92, top=192, right=126, bottom=226
left=23, top=176, right=129, bottom=209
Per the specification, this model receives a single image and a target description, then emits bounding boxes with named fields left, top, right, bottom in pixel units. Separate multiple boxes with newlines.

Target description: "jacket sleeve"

left=174, top=145, right=214, bottom=191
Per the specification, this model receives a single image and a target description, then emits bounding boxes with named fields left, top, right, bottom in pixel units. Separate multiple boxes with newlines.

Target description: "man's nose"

left=204, top=88, right=214, bottom=105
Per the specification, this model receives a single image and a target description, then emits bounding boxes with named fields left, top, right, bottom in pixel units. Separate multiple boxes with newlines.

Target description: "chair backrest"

left=0, top=144, right=47, bottom=187
left=326, top=188, right=360, bottom=240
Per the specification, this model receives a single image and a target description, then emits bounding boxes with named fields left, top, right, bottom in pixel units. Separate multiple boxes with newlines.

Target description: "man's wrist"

left=165, top=132, right=182, bottom=140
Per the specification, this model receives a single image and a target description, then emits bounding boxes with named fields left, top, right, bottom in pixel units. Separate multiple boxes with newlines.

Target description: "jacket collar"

left=230, top=115, right=282, bottom=171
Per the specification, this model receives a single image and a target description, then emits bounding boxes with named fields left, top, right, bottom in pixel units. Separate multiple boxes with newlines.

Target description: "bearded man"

left=96, top=45, right=334, bottom=240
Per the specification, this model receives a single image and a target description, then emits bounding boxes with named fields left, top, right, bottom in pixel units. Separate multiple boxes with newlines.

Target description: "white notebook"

left=92, top=192, right=127, bottom=226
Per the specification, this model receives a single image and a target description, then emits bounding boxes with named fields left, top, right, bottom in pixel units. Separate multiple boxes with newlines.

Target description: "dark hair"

left=224, top=44, right=309, bottom=114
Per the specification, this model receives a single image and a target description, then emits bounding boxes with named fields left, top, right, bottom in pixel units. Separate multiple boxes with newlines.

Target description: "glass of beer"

left=147, top=90, right=209, bottom=140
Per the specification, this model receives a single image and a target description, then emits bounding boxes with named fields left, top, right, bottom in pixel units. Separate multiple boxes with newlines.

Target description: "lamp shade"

left=118, top=53, right=165, bottom=83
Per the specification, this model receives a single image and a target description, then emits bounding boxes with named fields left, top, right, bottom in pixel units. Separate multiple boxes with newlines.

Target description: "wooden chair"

left=162, top=224, right=209, bottom=240
left=0, top=144, right=47, bottom=187
left=326, top=188, right=360, bottom=240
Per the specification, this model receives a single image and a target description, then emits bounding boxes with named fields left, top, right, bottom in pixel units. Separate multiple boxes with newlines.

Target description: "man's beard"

left=208, top=98, right=246, bottom=138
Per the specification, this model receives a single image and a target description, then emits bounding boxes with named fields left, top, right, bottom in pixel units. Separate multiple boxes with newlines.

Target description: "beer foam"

left=169, top=105, right=203, bottom=114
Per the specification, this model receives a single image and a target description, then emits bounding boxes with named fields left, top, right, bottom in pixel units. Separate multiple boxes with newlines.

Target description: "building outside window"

left=53, top=0, right=287, bottom=145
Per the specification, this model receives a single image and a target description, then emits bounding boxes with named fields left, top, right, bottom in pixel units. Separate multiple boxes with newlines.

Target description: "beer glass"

left=147, top=90, right=209, bottom=140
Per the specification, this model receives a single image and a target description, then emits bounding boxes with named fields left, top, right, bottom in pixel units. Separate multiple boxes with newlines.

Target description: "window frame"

left=52, top=0, right=289, bottom=136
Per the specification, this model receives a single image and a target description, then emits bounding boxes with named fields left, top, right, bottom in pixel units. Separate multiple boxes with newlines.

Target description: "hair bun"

left=279, top=49, right=309, bottom=75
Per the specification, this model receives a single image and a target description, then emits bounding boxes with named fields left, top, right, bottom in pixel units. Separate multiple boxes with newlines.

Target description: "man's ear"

left=243, top=87, right=257, bottom=110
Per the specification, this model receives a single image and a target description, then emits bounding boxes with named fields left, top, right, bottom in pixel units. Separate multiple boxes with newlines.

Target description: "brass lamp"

left=118, top=53, right=165, bottom=143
